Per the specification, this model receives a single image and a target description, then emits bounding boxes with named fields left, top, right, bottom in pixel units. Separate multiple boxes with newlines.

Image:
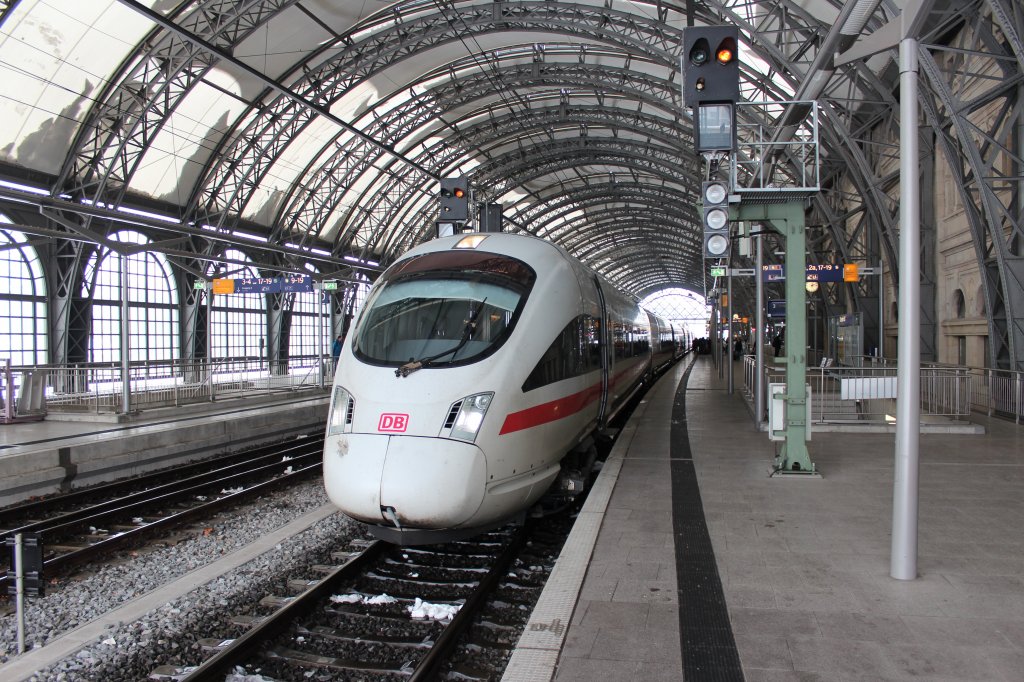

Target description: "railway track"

left=149, top=525, right=542, bottom=681
left=0, top=435, right=324, bottom=591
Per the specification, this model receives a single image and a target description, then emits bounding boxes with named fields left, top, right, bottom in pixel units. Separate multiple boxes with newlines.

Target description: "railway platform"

left=505, top=355, right=1024, bottom=682
left=0, top=392, right=329, bottom=508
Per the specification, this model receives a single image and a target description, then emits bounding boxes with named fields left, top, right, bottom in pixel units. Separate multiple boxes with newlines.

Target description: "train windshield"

left=353, top=250, right=535, bottom=368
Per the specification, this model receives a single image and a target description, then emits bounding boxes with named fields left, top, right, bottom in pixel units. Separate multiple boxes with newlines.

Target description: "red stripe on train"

left=497, top=362, right=646, bottom=435
left=498, top=382, right=603, bottom=435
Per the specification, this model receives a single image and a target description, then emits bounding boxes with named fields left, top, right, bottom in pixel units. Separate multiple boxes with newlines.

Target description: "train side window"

left=523, top=315, right=592, bottom=392
left=585, top=316, right=601, bottom=370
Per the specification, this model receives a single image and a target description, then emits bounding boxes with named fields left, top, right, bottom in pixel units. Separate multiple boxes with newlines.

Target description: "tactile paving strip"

left=671, top=362, right=744, bottom=681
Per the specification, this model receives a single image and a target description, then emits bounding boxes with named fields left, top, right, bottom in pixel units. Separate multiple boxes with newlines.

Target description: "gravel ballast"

left=0, top=477, right=362, bottom=680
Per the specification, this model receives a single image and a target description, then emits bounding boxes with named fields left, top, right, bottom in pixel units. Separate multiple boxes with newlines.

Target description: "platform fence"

left=968, top=368, right=1024, bottom=424
left=742, top=356, right=980, bottom=425
left=0, top=357, right=336, bottom=416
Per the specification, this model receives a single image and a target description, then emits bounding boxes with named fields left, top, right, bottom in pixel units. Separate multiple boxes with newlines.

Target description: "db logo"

left=378, top=413, right=409, bottom=433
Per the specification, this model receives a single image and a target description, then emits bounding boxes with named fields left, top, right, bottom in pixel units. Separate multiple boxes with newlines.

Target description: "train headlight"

left=328, top=385, right=354, bottom=435
left=447, top=392, right=493, bottom=442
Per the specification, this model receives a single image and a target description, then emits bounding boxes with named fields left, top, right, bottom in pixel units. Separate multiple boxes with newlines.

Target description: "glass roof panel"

left=0, top=0, right=153, bottom=173
left=240, top=115, right=342, bottom=223
left=134, top=70, right=250, bottom=203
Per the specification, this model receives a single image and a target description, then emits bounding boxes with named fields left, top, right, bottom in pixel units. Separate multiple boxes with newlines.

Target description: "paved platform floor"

left=507, top=355, right=1024, bottom=681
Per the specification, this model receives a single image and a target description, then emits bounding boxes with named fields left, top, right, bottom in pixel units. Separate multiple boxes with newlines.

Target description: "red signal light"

left=453, top=188, right=466, bottom=199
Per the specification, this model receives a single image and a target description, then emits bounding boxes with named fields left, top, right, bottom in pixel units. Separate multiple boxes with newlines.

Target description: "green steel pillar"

left=736, top=201, right=814, bottom=473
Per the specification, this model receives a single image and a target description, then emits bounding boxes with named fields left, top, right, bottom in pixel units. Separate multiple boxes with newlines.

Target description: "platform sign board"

left=767, top=299, right=786, bottom=318
left=213, top=276, right=313, bottom=295
left=762, top=264, right=785, bottom=281
left=805, top=264, right=844, bottom=282
left=763, top=264, right=847, bottom=282
left=278, top=275, right=313, bottom=293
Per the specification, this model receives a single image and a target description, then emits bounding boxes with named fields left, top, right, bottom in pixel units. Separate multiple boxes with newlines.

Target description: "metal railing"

left=743, top=356, right=975, bottom=425
left=1, top=357, right=336, bottom=416
left=969, top=368, right=1024, bottom=424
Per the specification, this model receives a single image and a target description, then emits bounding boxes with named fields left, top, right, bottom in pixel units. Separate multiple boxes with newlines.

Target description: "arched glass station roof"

left=0, top=0, right=1022, bottom=369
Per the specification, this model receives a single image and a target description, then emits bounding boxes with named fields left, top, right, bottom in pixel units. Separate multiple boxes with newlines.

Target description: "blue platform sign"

left=762, top=263, right=845, bottom=282
left=767, top=300, right=786, bottom=318
left=805, top=264, right=844, bottom=282
left=233, top=275, right=313, bottom=294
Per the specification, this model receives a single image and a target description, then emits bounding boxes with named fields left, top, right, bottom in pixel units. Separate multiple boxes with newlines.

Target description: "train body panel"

left=323, top=232, right=680, bottom=543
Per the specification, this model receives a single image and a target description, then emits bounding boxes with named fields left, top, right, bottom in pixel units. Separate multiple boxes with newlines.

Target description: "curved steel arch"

left=183, top=1, right=686, bottom=231
left=531, top=205, right=705, bottom=293
left=53, top=0, right=298, bottom=208
left=510, top=181, right=697, bottom=231
left=347, top=132, right=696, bottom=262
left=273, top=58, right=694, bottom=250
left=531, top=204, right=700, bottom=259
left=17, top=0, right=1020, bottom=371
left=916, top=0, right=1024, bottom=370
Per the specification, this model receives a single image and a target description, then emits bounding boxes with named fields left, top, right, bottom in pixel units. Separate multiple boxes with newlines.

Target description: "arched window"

left=953, top=288, right=965, bottom=319
left=0, top=219, right=48, bottom=365
left=287, top=265, right=330, bottom=362
left=640, top=288, right=708, bottom=340
left=82, top=230, right=178, bottom=363
left=206, top=250, right=264, bottom=364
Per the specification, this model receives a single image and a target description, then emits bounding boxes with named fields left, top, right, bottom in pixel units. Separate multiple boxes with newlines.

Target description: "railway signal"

left=682, top=26, right=740, bottom=152
left=439, top=177, right=469, bottom=223
left=682, top=26, right=740, bottom=106
left=702, top=180, right=731, bottom=260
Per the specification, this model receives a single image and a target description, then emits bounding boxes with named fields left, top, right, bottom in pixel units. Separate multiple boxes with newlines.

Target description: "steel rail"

left=178, top=540, right=388, bottom=681
left=0, top=438, right=322, bottom=533
left=0, top=459, right=322, bottom=593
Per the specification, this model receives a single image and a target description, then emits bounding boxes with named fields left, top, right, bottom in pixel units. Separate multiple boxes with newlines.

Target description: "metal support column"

left=737, top=201, right=814, bottom=473
left=119, top=252, right=131, bottom=414
left=755, top=230, right=766, bottom=424
left=207, top=288, right=215, bottom=402
left=892, top=36, right=921, bottom=581
left=317, top=284, right=325, bottom=389
left=727, top=272, right=734, bottom=393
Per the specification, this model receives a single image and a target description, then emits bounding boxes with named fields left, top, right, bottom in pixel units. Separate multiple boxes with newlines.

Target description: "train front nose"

left=325, top=433, right=487, bottom=528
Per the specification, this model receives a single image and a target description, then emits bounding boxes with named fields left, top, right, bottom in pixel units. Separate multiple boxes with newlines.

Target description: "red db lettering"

left=378, top=413, right=409, bottom=432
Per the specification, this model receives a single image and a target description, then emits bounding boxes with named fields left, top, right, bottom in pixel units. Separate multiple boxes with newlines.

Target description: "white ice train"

left=323, top=232, right=685, bottom=544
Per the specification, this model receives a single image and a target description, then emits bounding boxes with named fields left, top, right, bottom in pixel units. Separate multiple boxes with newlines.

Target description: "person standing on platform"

left=772, top=333, right=783, bottom=357
left=331, top=334, right=343, bottom=365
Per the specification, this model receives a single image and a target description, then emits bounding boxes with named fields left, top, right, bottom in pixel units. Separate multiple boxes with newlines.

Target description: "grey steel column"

left=727, top=272, right=734, bottom=393
left=879, top=260, right=885, bottom=359
left=207, top=287, right=215, bottom=401
left=892, top=37, right=921, bottom=581
left=120, top=252, right=131, bottom=413
left=317, top=286, right=325, bottom=389
left=755, top=230, right=765, bottom=424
